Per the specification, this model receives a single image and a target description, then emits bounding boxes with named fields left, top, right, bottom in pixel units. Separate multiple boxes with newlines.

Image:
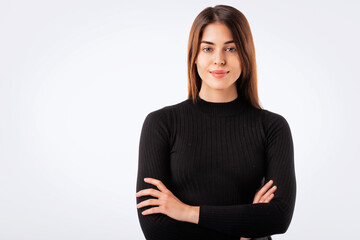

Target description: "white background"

left=1, top=0, right=359, bottom=239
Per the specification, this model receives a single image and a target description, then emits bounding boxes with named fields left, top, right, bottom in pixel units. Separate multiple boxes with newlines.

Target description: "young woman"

left=135, top=5, right=296, bottom=240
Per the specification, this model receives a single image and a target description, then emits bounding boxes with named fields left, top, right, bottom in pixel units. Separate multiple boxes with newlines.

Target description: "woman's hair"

left=187, top=5, right=262, bottom=109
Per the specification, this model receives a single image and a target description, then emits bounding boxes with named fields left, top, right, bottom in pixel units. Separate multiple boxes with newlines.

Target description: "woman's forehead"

left=201, top=24, right=234, bottom=42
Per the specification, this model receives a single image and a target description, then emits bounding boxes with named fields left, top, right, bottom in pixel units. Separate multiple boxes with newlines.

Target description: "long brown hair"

left=187, top=5, right=263, bottom=109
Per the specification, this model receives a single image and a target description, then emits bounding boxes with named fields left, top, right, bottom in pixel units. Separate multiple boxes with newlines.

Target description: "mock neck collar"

left=189, top=94, right=249, bottom=117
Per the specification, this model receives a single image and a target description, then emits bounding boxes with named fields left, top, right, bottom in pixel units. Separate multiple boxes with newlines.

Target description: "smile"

left=210, top=70, right=229, bottom=78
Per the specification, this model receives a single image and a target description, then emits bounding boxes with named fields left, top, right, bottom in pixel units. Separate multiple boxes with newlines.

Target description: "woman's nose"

left=214, top=50, right=225, bottom=65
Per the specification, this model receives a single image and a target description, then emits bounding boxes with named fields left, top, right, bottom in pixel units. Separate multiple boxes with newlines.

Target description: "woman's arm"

left=136, top=110, right=188, bottom=240
left=137, top=172, right=277, bottom=240
left=136, top=109, right=238, bottom=240
left=241, top=179, right=277, bottom=240
left=194, top=112, right=296, bottom=238
left=185, top=178, right=278, bottom=240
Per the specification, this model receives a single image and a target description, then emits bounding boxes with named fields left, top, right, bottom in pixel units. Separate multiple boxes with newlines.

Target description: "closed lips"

left=210, top=70, right=229, bottom=74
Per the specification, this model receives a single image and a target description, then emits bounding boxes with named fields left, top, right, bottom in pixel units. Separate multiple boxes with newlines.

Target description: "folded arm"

left=196, top=112, right=297, bottom=238
left=136, top=109, right=238, bottom=240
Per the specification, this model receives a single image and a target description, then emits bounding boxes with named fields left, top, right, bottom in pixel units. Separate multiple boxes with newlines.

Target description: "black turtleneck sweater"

left=135, top=94, right=296, bottom=240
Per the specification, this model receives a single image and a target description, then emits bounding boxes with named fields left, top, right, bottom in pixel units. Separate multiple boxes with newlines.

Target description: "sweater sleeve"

left=135, top=109, right=184, bottom=240
left=197, top=111, right=297, bottom=238
left=136, top=109, right=237, bottom=240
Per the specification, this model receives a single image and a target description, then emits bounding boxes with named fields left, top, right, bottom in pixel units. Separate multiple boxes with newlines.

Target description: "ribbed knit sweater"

left=135, top=94, right=296, bottom=240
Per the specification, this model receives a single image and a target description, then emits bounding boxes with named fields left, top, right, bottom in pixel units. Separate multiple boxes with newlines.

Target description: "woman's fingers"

left=143, top=177, right=181, bottom=201
left=263, top=193, right=275, bottom=203
left=136, top=178, right=193, bottom=222
left=137, top=198, right=159, bottom=209
left=136, top=188, right=161, bottom=198
left=253, top=180, right=277, bottom=204
left=259, top=185, right=277, bottom=203
left=253, top=180, right=273, bottom=203
left=141, top=206, right=162, bottom=215
left=144, top=177, right=170, bottom=193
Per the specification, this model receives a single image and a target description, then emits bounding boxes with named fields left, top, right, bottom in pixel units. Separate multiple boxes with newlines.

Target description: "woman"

left=135, top=5, right=296, bottom=240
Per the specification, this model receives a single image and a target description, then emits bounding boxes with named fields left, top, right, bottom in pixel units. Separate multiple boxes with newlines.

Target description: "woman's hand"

left=136, top=178, right=193, bottom=222
left=240, top=180, right=277, bottom=240
left=252, top=179, right=277, bottom=204
left=136, top=177, right=277, bottom=238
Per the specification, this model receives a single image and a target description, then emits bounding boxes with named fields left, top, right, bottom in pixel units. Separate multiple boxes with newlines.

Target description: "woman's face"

left=195, top=22, right=241, bottom=93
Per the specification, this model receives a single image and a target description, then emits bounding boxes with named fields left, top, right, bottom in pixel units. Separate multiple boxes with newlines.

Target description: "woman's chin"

left=208, top=82, right=234, bottom=91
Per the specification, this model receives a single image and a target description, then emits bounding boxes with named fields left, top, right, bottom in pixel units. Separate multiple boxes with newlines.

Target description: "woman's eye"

left=202, top=47, right=236, bottom=52
left=203, top=47, right=236, bottom=52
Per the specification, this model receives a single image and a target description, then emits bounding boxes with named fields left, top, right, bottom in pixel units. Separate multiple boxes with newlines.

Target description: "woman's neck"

left=198, top=85, right=238, bottom=103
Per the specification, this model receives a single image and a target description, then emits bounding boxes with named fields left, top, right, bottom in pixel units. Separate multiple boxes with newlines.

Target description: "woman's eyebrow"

left=200, top=40, right=234, bottom=45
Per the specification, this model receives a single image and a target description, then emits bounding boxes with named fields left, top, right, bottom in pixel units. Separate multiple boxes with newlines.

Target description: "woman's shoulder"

left=258, top=108, right=288, bottom=123
left=254, top=107, right=292, bottom=139
left=143, top=98, right=189, bottom=125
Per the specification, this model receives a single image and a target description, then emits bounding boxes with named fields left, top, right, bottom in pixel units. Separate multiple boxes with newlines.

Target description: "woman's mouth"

left=210, top=70, right=229, bottom=78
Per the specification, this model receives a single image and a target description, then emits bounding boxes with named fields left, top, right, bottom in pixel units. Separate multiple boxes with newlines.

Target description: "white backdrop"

left=1, top=0, right=359, bottom=239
